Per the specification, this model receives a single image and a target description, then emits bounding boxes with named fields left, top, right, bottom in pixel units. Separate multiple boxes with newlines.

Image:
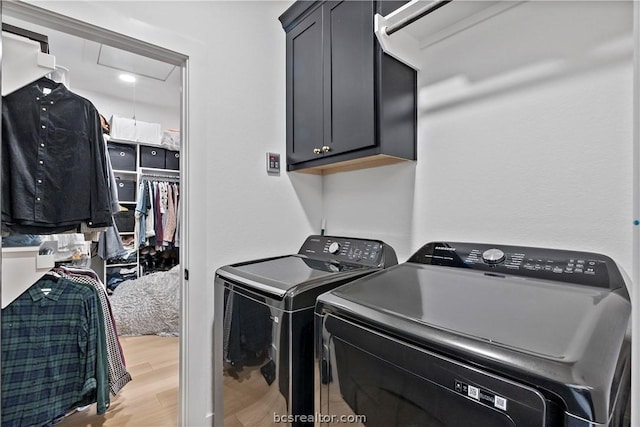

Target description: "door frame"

left=0, top=2, right=190, bottom=425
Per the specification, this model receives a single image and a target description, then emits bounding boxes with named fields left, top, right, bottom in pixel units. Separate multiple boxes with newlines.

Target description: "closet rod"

left=385, top=0, right=453, bottom=36
left=141, top=174, right=180, bottom=181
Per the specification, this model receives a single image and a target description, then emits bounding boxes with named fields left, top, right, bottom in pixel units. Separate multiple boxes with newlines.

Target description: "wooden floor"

left=58, top=335, right=179, bottom=427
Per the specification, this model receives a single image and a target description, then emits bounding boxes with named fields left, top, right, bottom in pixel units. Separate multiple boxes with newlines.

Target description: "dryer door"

left=319, top=315, right=548, bottom=427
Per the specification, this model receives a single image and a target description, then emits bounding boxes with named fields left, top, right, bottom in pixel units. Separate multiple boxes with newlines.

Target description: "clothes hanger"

left=34, top=76, right=61, bottom=95
left=43, top=269, right=62, bottom=279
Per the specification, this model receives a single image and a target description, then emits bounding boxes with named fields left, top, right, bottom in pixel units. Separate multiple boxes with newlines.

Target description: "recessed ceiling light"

left=119, top=74, right=136, bottom=83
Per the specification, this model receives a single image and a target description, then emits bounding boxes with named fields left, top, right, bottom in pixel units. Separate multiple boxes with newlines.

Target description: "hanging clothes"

left=160, top=182, right=168, bottom=246
left=97, top=133, right=126, bottom=259
left=135, top=178, right=179, bottom=250
left=98, top=219, right=127, bottom=260
left=145, top=181, right=156, bottom=241
left=1, top=274, right=110, bottom=426
left=164, top=184, right=177, bottom=245
left=135, top=181, right=148, bottom=248
left=145, top=182, right=155, bottom=247
left=154, top=182, right=164, bottom=244
left=1, top=77, right=113, bottom=234
left=103, top=134, right=121, bottom=214
left=174, top=183, right=181, bottom=248
left=55, top=266, right=133, bottom=395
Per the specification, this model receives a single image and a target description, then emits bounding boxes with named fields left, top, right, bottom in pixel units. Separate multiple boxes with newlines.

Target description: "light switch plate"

left=266, top=152, right=280, bottom=174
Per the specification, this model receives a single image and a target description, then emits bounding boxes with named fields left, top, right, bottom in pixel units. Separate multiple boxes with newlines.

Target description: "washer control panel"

left=298, top=235, right=397, bottom=268
left=408, top=241, right=625, bottom=290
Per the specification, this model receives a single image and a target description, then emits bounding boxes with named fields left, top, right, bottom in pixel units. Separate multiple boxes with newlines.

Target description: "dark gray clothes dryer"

left=315, top=242, right=631, bottom=427
left=213, top=235, right=397, bottom=426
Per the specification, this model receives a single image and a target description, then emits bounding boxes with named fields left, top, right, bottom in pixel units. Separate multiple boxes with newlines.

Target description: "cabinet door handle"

left=313, top=148, right=322, bottom=155
left=322, top=145, right=331, bottom=153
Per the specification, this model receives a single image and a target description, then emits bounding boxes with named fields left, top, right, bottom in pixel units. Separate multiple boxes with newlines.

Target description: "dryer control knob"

left=328, top=242, right=341, bottom=254
left=482, top=248, right=506, bottom=264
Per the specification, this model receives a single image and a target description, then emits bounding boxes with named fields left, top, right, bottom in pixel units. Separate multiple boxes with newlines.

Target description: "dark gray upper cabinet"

left=280, top=1, right=417, bottom=173
left=286, top=6, right=324, bottom=165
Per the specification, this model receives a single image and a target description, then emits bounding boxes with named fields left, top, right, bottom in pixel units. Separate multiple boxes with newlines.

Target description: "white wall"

left=75, top=87, right=181, bottom=132
left=18, top=1, right=321, bottom=425
left=325, top=1, right=634, bottom=276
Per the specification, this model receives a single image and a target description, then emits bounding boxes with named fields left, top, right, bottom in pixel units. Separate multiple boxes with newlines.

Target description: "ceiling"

left=2, top=15, right=182, bottom=109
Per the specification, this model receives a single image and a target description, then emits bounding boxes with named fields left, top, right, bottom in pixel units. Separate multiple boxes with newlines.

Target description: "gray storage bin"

left=140, top=145, right=166, bottom=169
left=115, top=179, right=136, bottom=202
left=108, top=142, right=136, bottom=171
left=165, top=150, right=180, bottom=170
left=113, top=210, right=135, bottom=232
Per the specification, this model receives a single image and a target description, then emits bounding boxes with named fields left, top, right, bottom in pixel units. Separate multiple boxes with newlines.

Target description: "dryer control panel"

left=408, top=242, right=627, bottom=291
left=298, top=235, right=398, bottom=268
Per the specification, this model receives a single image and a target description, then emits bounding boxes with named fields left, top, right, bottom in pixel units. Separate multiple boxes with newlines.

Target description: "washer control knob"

left=482, top=248, right=506, bottom=264
left=328, top=242, right=341, bottom=254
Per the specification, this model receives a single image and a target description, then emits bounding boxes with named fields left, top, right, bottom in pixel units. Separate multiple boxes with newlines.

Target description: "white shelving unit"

left=100, top=138, right=180, bottom=287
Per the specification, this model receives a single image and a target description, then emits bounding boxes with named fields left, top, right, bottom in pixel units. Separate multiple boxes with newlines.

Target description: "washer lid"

left=329, top=262, right=630, bottom=361
left=320, top=256, right=631, bottom=424
left=217, top=255, right=366, bottom=298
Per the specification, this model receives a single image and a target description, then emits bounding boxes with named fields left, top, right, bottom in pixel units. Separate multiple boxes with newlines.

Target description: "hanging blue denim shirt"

left=135, top=181, right=149, bottom=247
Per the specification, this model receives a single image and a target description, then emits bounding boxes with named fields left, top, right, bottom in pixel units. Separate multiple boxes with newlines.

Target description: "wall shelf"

left=2, top=31, right=56, bottom=96
left=374, top=0, right=522, bottom=69
left=106, top=262, right=137, bottom=268
left=2, top=242, right=57, bottom=308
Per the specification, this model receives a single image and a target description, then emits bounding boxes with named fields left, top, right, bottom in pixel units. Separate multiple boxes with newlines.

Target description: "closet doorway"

left=1, top=2, right=188, bottom=426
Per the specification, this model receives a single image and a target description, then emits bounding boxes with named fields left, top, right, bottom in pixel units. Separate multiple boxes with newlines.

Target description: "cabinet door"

left=324, top=1, right=375, bottom=156
left=286, top=6, right=324, bottom=165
